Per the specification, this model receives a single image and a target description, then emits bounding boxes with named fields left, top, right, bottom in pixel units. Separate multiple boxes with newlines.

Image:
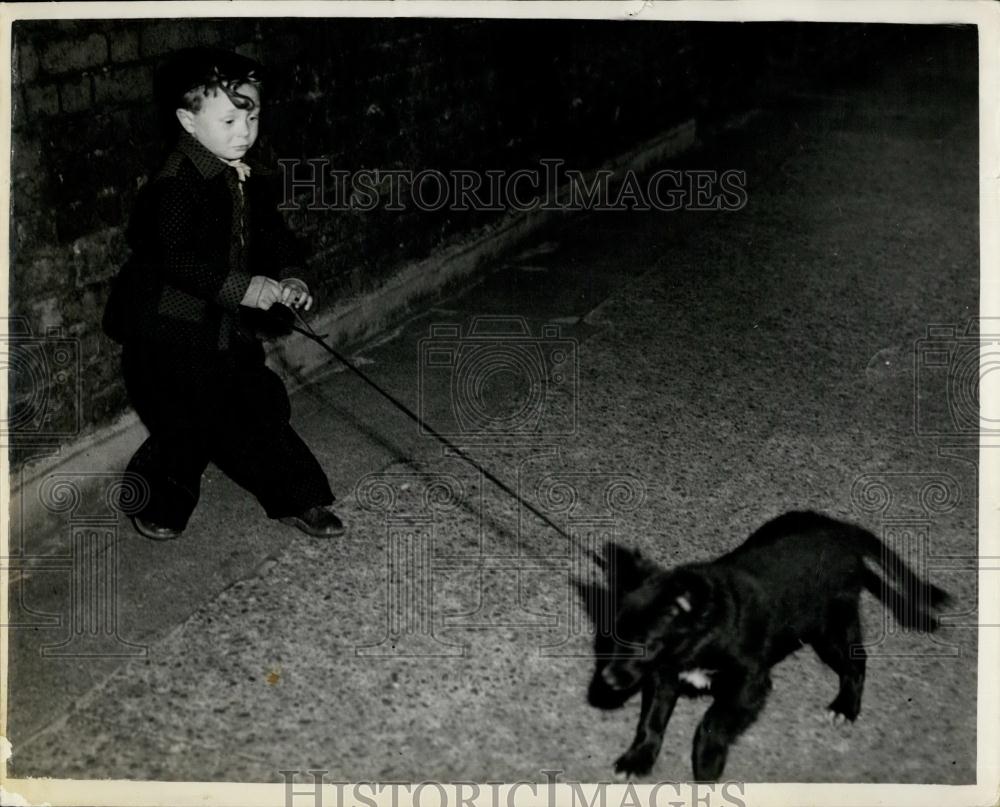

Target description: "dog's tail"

left=855, top=527, right=951, bottom=631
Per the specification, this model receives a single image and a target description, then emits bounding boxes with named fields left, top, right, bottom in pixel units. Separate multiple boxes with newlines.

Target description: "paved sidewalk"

left=7, top=34, right=979, bottom=785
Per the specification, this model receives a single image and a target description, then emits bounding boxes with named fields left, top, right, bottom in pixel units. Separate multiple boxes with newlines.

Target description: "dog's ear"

left=603, top=542, right=658, bottom=595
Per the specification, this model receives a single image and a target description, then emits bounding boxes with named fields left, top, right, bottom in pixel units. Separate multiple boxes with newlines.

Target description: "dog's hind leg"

left=691, top=672, right=771, bottom=782
left=811, top=598, right=866, bottom=723
left=613, top=673, right=679, bottom=780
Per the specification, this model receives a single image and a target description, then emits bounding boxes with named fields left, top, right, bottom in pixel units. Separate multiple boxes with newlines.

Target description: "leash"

left=279, top=305, right=606, bottom=570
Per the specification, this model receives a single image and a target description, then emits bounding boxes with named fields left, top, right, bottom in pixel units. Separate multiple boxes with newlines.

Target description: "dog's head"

left=578, top=542, right=714, bottom=710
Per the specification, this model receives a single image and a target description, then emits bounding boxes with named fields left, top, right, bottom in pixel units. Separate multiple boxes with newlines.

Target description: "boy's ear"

left=175, top=107, right=197, bottom=135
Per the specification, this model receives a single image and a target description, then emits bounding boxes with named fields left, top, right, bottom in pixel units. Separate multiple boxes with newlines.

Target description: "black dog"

left=580, top=511, right=951, bottom=781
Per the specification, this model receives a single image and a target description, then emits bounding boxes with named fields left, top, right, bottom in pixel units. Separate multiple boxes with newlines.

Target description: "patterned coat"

left=103, top=132, right=306, bottom=352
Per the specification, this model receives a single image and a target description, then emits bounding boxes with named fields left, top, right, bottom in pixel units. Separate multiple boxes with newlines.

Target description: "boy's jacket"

left=103, top=132, right=307, bottom=351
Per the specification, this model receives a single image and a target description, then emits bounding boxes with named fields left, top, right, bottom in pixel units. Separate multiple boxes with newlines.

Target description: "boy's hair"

left=156, top=47, right=264, bottom=118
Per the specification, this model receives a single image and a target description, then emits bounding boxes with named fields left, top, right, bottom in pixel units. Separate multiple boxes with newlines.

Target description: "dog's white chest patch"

left=678, top=668, right=715, bottom=690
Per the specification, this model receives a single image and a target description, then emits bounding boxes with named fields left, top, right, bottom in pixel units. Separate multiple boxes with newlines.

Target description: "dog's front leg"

left=691, top=672, right=771, bottom=782
left=614, top=673, right=679, bottom=779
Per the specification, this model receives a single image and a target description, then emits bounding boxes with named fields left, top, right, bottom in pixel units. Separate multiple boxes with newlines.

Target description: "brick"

left=11, top=211, right=56, bottom=256
left=14, top=43, right=40, bottom=84
left=69, top=226, right=128, bottom=286
left=55, top=194, right=122, bottom=245
left=139, top=20, right=222, bottom=57
left=12, top=250, right=69, bottom=298
left=35, top=19, right=101, bottom=39
left=11, top=86, right=29, bottom=130
left=59, top=152, right=128, bottom=210
left=47, top=110, right=116, bottom=156
left=10, top=136, right=43, bottom=181
left=259, top=32, right=305, bottom=66
left=110, top=30, right=140, bottom=63
left=235, top=41, right=262, bottom=63
left=40, top=33, right=108, bottom=74
left=30, top=296, right=64, bottom=332
left=59, top=74, right=92, bottom=114
left=24, top=83, right=58, bottom=117
left=121, top=105, right=161, bottom=150
left=93, top=64, right=153, bottom=105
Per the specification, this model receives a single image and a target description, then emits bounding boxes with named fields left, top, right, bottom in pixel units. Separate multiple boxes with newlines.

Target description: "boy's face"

left=176, top=83, right=260, bottom=161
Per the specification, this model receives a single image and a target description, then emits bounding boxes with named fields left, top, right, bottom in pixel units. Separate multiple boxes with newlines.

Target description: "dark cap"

left=154, top=46, right=266, bottom=111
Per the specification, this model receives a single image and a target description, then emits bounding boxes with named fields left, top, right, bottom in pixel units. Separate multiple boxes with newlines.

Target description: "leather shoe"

left=280, top=506, right=346, bottom=537
left=132, top=516, right=182, bottom=541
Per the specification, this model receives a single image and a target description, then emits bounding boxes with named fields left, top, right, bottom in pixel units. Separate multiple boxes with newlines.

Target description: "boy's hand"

left=241, top=276, right=283, bottom=310
left=280, top=278, right=314, bottom=311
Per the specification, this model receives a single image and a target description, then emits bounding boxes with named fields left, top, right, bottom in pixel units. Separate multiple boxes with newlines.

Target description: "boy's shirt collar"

left=177, top=131, right=229, bottom=179
left=177, top=131, right=255, bottom=181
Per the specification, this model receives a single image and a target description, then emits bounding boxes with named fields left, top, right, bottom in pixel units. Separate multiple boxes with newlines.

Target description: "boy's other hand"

left=241, top=276, right=283, bottom=310
left=280, top=278, right=314, bottom=311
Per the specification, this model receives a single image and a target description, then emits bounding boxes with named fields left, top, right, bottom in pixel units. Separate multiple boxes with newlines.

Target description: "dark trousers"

left=122, top=340, right=333, bottom=530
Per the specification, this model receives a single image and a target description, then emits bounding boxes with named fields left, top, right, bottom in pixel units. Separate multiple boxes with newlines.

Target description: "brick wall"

left=8, top=17, right=901, bottom=463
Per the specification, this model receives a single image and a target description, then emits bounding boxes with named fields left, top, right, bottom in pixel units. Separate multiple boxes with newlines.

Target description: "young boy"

left=103, top=48, right=344, bottom=540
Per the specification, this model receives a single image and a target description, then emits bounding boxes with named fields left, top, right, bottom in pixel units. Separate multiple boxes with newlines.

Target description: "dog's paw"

left=824, top=709, right=856, bottom=727
left=613, top=746, right=657, bottom=780
left=825, top=693, right=860, bottom=725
